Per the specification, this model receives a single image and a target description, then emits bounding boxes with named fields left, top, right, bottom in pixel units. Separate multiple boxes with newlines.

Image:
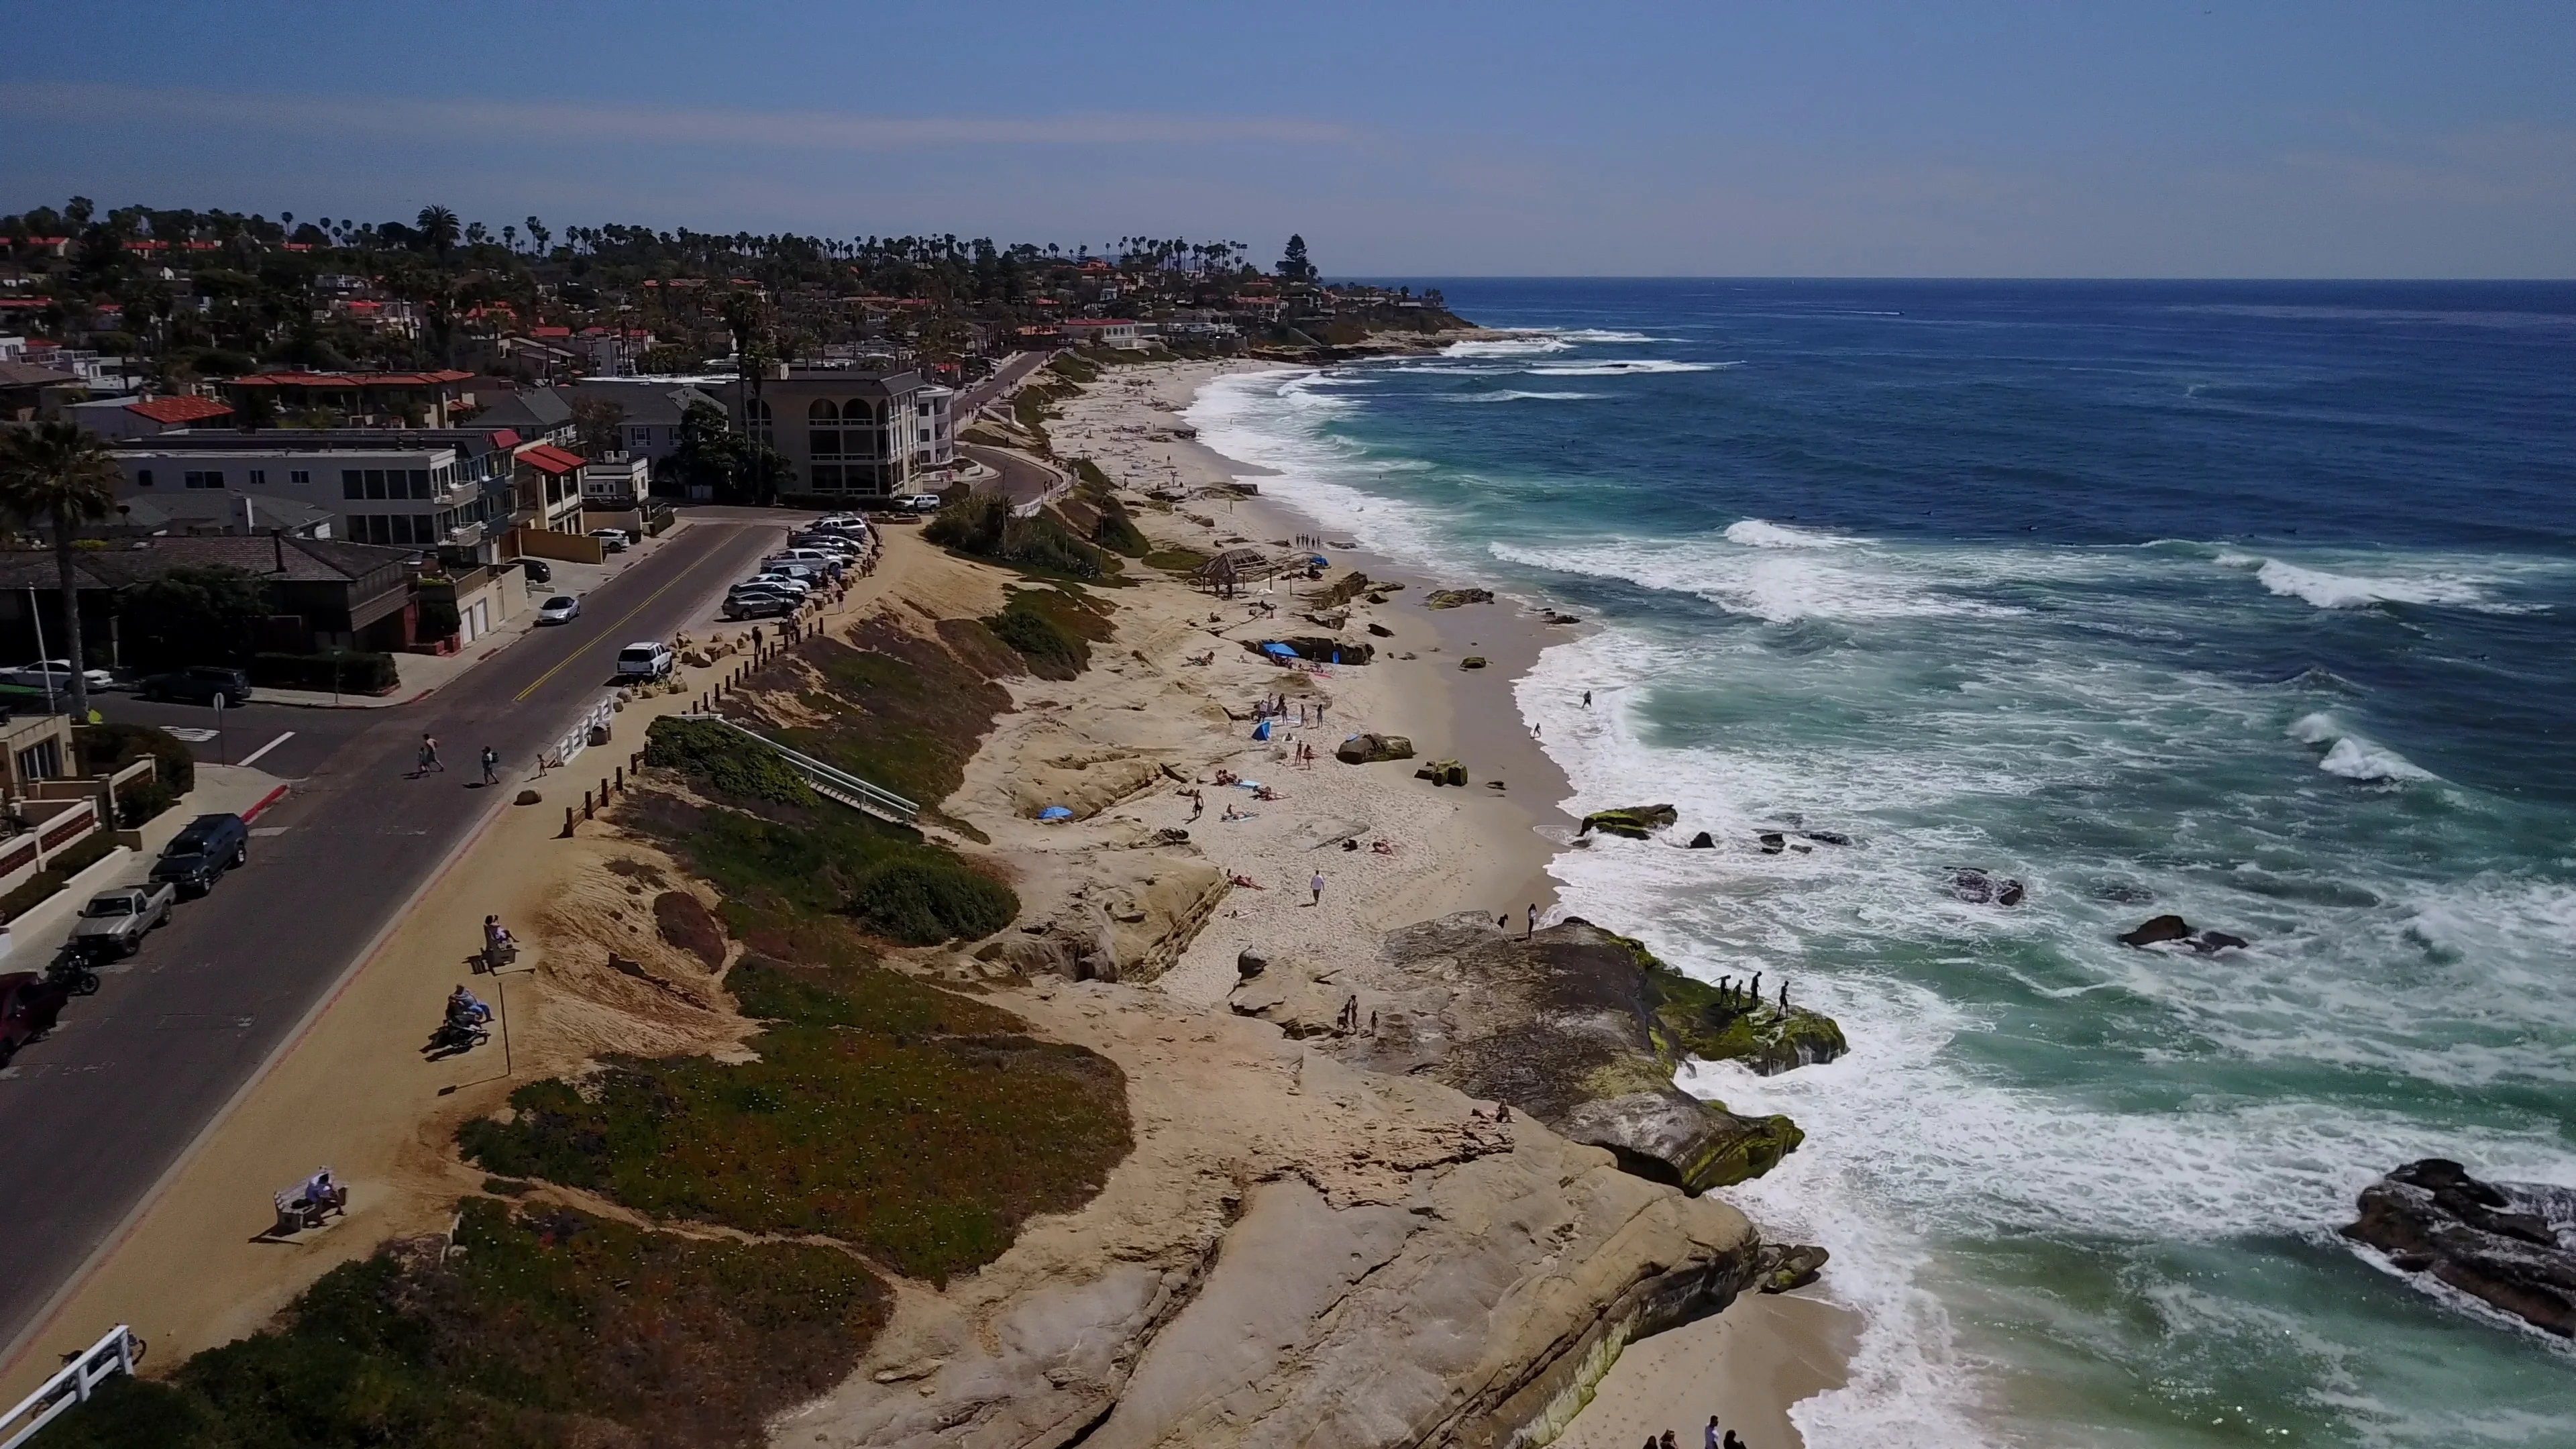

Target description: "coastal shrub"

left=78, top=720, right=195, bottom=794
left=1143, top=546, right=1210, bottom=574
left=113, top=778, right=179, bottom=828
left=458, top=959, right=1128, bottom=1283
left=1093, top=502, right=1150, bottom=557
left=924, top=491, right=1010, bottom=553
left=984, top=595, right=1088, bottom=679
left=846, top=855, right=1018, bottom=945
left=641, top=715, right=815, bottom=807
left=34, top=1197, right=890, bottom=1449
left=0, top=868, right=66, bottom=923
left=741, top=623, right=1012, bottom=816
left=624, top=789, right=1018, bottom=951
left=1047, top=351, right=1102, bottom=384
left=248, top=649, right=400, bottom=694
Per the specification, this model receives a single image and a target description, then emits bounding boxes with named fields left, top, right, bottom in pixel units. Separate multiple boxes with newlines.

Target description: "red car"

left=0, top=971, right=72, bottom=1068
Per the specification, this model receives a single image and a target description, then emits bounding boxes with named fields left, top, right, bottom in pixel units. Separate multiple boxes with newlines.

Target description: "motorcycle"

left=44, top=951, right=101, bottom=997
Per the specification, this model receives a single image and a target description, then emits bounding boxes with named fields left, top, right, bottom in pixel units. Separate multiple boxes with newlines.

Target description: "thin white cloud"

left=0, top=80, right=1356, bottom=150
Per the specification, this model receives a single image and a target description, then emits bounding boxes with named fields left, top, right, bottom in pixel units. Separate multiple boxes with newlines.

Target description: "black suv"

left=150, top=812, right=250, bottom=896
left=140, top=665, right=252, bottom=706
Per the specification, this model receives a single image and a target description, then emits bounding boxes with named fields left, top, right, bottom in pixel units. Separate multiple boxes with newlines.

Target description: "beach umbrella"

left=1252, top=719, right=1272, bottom=741
left=1262, top=641, right=1298, bottom=659
left=1038, top=806, right=1073, bottom=821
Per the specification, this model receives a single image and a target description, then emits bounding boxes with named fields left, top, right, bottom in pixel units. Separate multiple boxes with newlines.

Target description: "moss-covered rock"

left=1414, top=759, right=1468, bottom=786
left=1647, top=968, right=1848, bottom=1076
left=1578, top=804, right=1678, bottom=839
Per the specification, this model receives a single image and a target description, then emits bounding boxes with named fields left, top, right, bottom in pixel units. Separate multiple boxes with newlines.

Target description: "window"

left=807, top=398, right=841, bottom=460
left=745, top=396, right=773, bottom=445
left=290, top=469, right=311, bottom=486
left=343, top=470, right=363, bottom=498
left=136, top=469, right=154, bottom=488
left=248, top=468, right=267, bottom=486
left=183, top=470, right=223, bottom=489
left=364, top=468, right=387, bottom=499
left=810, top=466, right=843, bottom=490
left=409, top=470, right=431, bottom=499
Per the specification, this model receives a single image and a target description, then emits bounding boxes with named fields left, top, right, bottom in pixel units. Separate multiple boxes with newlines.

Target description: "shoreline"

left=1042, top=355, right=1860, bottom=1446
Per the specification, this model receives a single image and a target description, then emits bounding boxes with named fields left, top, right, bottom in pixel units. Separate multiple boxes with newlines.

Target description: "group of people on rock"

left=1714, top=973, right=1790, bottom=1012
left=1641, top=1421, right=1747, bottom=1449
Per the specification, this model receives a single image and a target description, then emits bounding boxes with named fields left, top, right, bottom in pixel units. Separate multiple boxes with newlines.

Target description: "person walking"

left=480, top=745, right=500, bottom=785
left=1527, top=903, right=1539, bottom=938
left=1705, top=1416, right=1722, bottom=1449
left=1310, top=870, right=1325, bottom=907
left=1583, top=690, right=1593, bottom=708
left=418, top=733, right=444, bottom=775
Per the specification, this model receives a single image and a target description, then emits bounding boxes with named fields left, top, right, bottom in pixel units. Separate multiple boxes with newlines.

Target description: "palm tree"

left=415, top=205, right=460, bottom=258
left=0, top=423, right=122, bottom=721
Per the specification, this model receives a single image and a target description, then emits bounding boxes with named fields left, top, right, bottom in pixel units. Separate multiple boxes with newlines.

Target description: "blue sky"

left=3, top=1, right=2571, bottom=276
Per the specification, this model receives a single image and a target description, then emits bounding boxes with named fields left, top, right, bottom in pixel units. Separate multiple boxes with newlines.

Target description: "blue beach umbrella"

left=1038, top=806, right=1073, bottom=821
left=1261, top=641, right=1298, bottom=659
left=1252, top=718, right=1272, bottom=741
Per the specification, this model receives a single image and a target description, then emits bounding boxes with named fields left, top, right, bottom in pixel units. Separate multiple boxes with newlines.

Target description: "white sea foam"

left=2288, top=712, right=2439, bottom=784
left=1724, top=519, right=1854, bottom=549
left=1440, top=335, right=1572, bottom=357
left=1509, top=614, right=2576, bottom=1447
left=2319, top=736, right=2437, bottom=783
left=1447, top=390, right=1603, bottom=403
left=1552, top=328, right=1662, bottom=343
left=1492, top=535, right=2017, bottom=623
left=1526, top=358, right=1734, bottom=376
left=2249, top=557, right=2490, bottom=610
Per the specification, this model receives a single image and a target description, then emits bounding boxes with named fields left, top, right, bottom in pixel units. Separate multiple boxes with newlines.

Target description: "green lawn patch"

left=1143, top=546, right=1210, bottom=574
left=460, top=957, right=1129, bottom=1283
left=34, top=1198, right=887, bottom=1449
left=641, top=715, right=814, bottom=808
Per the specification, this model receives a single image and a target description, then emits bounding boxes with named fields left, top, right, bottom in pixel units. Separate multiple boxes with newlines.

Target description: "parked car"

left=722, top=592, right=794, bottom=621
left=588, top=528, right=631, bottom=553
left=70, top=883, right=178, bottom=957
left=904, top=494, right=945, bottom=513
left=0, top=971, right=74, bottom=1068
left=1, top=659, right=115, bottom=692
left=150, top=812, right=249, bottom=898
left=536, top=595, right=582, bottom=625
left=520, top=558, right=554, bottom=585
left=739, top=572, right=812, bottom=596
left=140, top=665, right=252, bottom=706
left=615, top=641, right=675, bottom=681
left=788, top=535, right=859, bottom=557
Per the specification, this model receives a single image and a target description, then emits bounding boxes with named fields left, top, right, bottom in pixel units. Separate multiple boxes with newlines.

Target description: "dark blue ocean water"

left=1185, top=281, right=2576, bottom=1448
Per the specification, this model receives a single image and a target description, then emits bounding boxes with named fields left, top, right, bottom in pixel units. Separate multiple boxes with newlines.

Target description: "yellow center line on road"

left=509, top=529, right=746, bottom=703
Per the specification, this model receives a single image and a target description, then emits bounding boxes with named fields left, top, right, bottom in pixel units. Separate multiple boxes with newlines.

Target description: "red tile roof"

left=517, top=443, right=586, bottom=474
left=530, top=326, right=571, bottom=338
left=124, top=396, right=233, bottom=425
left=229, top=370, right=474, bottom=388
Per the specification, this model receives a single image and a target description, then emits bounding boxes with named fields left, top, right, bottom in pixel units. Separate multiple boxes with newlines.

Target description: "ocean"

left=1181, top=280, right=2576, bottom=1449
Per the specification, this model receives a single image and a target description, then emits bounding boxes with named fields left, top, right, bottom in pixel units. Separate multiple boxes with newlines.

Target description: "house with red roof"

left=61, top=392, right=234, bottom=441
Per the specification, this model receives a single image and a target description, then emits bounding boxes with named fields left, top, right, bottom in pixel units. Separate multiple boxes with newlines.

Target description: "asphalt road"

left=0, top=515, right=790, bottom=1364
left=959, top=442, right=1067, bottom=510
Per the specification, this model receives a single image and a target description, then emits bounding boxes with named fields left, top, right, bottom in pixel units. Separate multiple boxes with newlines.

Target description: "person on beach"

left=1705, top=1416, right=1721, bottom=1449
left=1723, top=1432, right=1746, bottom=1449
left=1310, top=870, right=1325, bottom=906
left=1527, top=904, right=1538, bottom=938
left=1660, top=1432, right=1678, bottom=1449
left=1585, top=690, right=1593, bottom=708
left=480, top=745, right=499, bottom=785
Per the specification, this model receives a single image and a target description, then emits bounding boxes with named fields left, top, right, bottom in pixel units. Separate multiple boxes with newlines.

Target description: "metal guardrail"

left=550, top=696, right=617, bottom=771
left=2, top=1325, right=143, bottom=1448
left=683, top=713, right=918, bottom=825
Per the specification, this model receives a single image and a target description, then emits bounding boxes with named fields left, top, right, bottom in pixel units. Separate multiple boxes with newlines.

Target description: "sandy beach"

left=1042, top=355, right=1859, bottom=1446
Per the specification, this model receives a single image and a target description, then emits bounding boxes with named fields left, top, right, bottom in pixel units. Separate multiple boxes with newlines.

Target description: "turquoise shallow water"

left=1182, top=281, right=2576, bottom=1448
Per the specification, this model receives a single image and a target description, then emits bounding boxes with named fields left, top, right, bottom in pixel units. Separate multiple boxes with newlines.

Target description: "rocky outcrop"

left=796, top=985, right=1775, bottom=1449
left=1415, top=759, right=1469, bottom=786
left=1652, top=973, right=1848, bottom=1077
left=1228, top=914, right=1822, bottom=1194
left=1336, top=733, right=1415, bottom=764
left=1947, top=867, right=2025, bottom=906
left=1424, top=587, right=1495, bottom=610
left=1578, top=804, right=1678, bottom=840
left=2342, top=1159, right=2576, bottom=1338
left=2116, top=914, right=2252, bottom=953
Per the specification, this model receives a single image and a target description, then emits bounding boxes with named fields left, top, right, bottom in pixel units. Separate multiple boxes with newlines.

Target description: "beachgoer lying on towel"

left=1229, top=873, right=1264, bottom=889
left=1371, top=839, right=1395, bottom=855
left=1213, top=769, right=1240, bottom=786
left=1252, top=784, right=1279, bottom=801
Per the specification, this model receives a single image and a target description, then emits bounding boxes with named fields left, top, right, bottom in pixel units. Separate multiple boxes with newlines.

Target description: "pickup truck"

left=69, top=883, right=177, bottom=957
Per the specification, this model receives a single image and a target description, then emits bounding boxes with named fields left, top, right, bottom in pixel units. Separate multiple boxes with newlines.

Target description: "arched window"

left=806, top=399, right=839, bottom=420
left=806, top=398, right=840, bottom=458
